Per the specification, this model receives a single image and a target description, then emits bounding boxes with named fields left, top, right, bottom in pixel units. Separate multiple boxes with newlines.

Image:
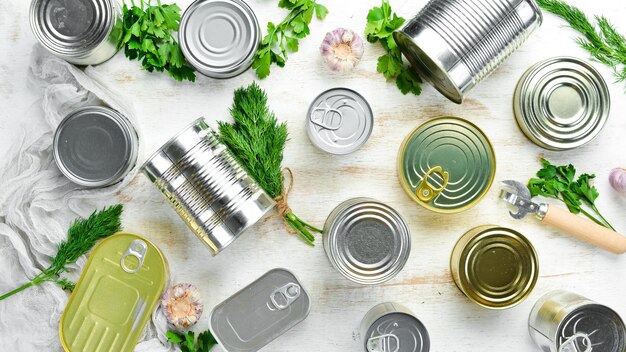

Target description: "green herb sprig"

left=0, top=204, right=123, bottom=301
left=167, top=330, right=218, bottom=352
left=219, top=83, right=322, bottom=246
left=365, top=0, right=422, bottom=96
left=121, top=0, right=195, bottom=82
left=537, top=0, right=626, bottom=87
left=253, top=0, right=329, bottom=79
left=528, top=159, right=615, bottom=231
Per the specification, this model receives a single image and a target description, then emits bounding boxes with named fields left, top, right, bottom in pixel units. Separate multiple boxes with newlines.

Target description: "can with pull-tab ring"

left=360, top=302, right=430, bottom=352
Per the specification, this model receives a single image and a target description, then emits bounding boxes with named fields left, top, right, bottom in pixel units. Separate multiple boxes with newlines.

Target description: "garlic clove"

left=320, top=28, right=365, bottom=73
left=609, top=168, right=626, bottom=194
left=161, top=283, right=203, bottom=329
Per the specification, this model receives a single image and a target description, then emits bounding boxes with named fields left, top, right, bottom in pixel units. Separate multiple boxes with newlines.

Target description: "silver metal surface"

left=30, top=0, right=123, bottom=65
left=53, top=105, right=138, bottom=187
left=210, top=268, right=310, bottom=352
left=141, top=118, right=275, bottom=256
left=306, top=88, right=374, bottom=155
left=179, top=0, right=260, bottom=79
left=394, top=0, right=542, bottom=104
left=514, top=57, right=610, bottom=150
left=360, top=303, right=430, bottom=352
left=323, top=198, right=411, bottom=285
left=500, top=180, right=547, bottom=220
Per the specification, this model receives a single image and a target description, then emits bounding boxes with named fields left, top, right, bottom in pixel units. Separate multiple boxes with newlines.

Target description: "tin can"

left=398, top=116, right=495, bottom=214
left=450, top=225, right=538, bottom=309
left=360, top=302, right=430, bottom=352
left=394, top=0, right=542, bottom=104
left=30, top=0, right=123, bottom=65
left=142, top=118, right=275, bottom=256
left=529, top=290, right=626, bottom=352
left=179, top=0, right=261, bottom=79
left=306, top=88, right=374, bottom=155
left=53, top=106, right=138, bottom=188
left=210, top=268, right=310, bottom=352
left=323, top=198, right=411, bottom=285
left=513, top=57, right=610, bottom=150
left=60, top=233, right=168, bottom=352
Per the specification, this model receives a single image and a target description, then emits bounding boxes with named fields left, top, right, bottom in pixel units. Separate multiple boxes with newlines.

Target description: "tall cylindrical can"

left=360, top=303, right=430, bottom=352
left=30, top=0, right=123, bottom=65
left=394, top=0, right=543, bottom=104
left=529, top=290, right=626, bottom=352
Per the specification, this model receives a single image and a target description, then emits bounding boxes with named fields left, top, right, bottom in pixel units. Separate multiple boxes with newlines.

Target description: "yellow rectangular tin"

left=60, top=232, right=168, bottom=352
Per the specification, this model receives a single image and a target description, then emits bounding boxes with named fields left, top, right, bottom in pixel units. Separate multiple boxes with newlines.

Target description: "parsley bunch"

left=121, top=0, right=195, bottom=82
left=167, top=330, right=217, bottom=352
left=365, top=0, right=422, bottom=96
left=253, top=0, right=329, bottom=79
left=528, top=159, right=615, bottom=231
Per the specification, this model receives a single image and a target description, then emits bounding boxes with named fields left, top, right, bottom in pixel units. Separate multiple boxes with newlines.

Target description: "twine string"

left=273, top=168, right=297, bottom=234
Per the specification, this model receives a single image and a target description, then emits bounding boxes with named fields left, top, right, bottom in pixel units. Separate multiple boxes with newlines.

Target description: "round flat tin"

left=361, top=303, right=430, bottom=352
left=513, top=57, right=610, bottom=150
left=306, top=88, right=374, bottom=155
left=179, top=0, right=260, bottom=79
left=54, top=106, right=138, bottom=187
left=450, top=225, right=538, bottom=309
left=323, top=198, right=411, bottom=285
left=398, top=116, right=495, bottom=213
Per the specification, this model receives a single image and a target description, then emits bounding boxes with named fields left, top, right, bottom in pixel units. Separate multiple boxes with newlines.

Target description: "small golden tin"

left=450, top=225, right=538, bottom=309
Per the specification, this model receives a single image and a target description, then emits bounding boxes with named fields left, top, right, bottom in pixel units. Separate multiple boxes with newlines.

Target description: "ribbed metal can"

left=529, top=290, right=626, bottom=352
left=142, top=118, right=275, bottom=256
left=394, top=0, right=542, bottom=104
left=30, top=0, right=123, bottom=65
left=360, top=303, right=430, bottom=352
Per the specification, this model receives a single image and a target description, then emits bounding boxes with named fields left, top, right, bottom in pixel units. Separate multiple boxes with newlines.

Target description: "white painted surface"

left=1, top=0, right=626, bottom=351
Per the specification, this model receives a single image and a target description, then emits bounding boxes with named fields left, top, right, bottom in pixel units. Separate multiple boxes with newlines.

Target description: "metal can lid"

left=513, top=57, right=610, bottom=150
left=323, top=198, right=411, bottom=285
left=451, top=225, right=538, bottom=309
left=54, top=106, right=138, bottom=187
left=210, top=268, right=310, bottom=352
left=398, top=116, right=495, bottom=213
left=179, top=0, right=260, bottom=79
left=557, top=304, right=626, bottom=352
left=306, top=88, right=374, bottom=154
left=362, top=303, right=430, bottom=352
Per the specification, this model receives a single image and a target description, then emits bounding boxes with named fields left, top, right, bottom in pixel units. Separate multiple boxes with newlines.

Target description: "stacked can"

left=142, top=118, right=275, bottom=256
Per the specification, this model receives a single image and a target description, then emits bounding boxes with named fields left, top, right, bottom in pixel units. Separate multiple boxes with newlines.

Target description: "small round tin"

left=179, top=0, right=261, bottom=79
left=529, top=290, right=626, bottom=352
left=306, top=88, right=374, bottom=155
left=513, top=57, right=610, bottom=150
left=323, top=198, right=410, bottom=285
left=398, top=116, right=495, bottom=213
left=360, top=302, right=430, bottom=352
left=450, top=225, right=538, bottom=309
left=54, top=106, right=138, bottom=187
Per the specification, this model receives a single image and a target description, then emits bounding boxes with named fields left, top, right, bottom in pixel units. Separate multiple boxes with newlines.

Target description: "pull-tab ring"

left=558, top=333, right=592, bottom=352
left=310, top=107, right=343, bottom=130
left=416, top=166, right=449, bottom=202
left=268, top=283, right=301, bottom=311
left=367, top=334, right=400, bottom=352
left=121, top=240, right=148, bottom=274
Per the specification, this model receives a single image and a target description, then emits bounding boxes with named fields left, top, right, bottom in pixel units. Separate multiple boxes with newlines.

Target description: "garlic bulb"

left=161, top=283, right=203, bottom=329
left=320, top=28, right=364, bottom=73
left=609, top=168, right=626, bottom=194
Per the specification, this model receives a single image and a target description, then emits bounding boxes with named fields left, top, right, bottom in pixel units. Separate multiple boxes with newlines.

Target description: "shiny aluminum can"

left=323, top=198, right=411, bottom=285
left=142, top=118, right=275, bottom=256
left=179, top=0, right=261, bottom=79
left=30, top=0, right=123, bottom=65
left=514, top=57, right=610, bottom=150
left=529, top=290, right=626, bottom=352
left=450, top=225, right=538, bottom=309
left=360, top=303, right=430, bottom=352
left=394, top=0, right=542, bottom=104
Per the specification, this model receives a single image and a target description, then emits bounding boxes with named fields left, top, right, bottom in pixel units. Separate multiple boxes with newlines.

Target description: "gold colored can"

left=450, top=225, right=538, bottom=309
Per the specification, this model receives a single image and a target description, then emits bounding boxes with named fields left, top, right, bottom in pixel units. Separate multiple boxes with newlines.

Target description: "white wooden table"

left=2, top=0, right=626, bottom=351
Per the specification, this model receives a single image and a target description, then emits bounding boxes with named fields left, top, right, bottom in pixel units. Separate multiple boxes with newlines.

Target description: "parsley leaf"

left=167, top=330, right=218, bottom=352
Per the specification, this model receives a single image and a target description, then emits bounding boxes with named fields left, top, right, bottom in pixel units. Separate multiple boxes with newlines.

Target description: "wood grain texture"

left=2, top=0, right=626, bottom=351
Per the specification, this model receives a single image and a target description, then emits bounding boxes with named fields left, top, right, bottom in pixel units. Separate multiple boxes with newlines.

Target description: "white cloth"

left=0, top=44, right=173, bottom=352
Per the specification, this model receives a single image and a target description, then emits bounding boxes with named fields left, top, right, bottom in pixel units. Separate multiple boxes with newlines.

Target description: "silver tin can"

left=53, top=106, right=138, bottom=187
left=360, top=303, right=430, bottom=352
left=323, top=198, right=411, bottom=285
left=210, top=268, right=310, bottom=352
left=306, top=88, right=374, bottom=155
left=30, top=0, right=123, bottom=65
left=514, top=57, right=610, bottom=150
left=529, top=290, right=626, bottom=352
left=141, top=118, right=275, bottom=256
left=179, top=0, right=261, bottom=79
left=394, top=0, right=542, bottom=104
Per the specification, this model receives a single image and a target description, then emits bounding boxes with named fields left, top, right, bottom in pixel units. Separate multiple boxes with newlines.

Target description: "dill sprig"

left=537, top=0, right=626, bottom=84
left=218, top=83, right=321, bottom=246
left=0, top=204, right=123, bottom=301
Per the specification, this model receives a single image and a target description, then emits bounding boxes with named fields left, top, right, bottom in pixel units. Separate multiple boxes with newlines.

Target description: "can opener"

left=500, top=180, right=626, bottom=254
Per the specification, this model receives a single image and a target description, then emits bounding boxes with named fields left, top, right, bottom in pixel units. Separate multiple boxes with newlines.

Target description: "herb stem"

left=590, top=205, right=616, bottom=231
